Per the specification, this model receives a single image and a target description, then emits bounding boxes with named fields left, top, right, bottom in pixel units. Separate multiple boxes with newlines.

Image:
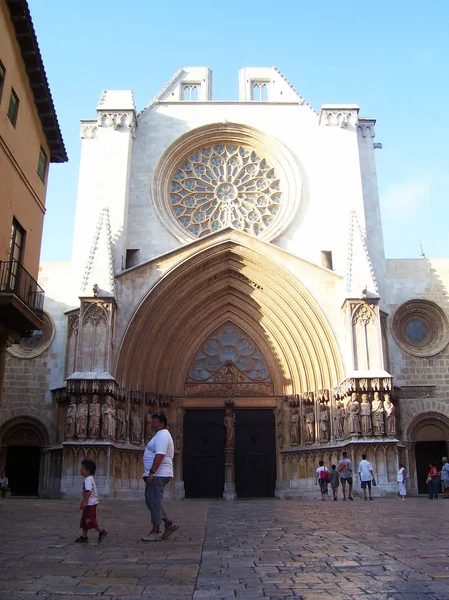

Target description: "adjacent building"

left=1, top=66, right=447, bottom=499
left=0, top=0, right=67, bottom=488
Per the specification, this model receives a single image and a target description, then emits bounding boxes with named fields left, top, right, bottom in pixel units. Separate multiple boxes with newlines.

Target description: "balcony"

left=0, top=260, right=44, bottom=332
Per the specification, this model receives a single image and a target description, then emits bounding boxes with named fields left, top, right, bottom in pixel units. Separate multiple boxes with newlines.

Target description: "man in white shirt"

left=358, top=454, right=374, bottom=501
left=141, top=412, right=178, bottom=542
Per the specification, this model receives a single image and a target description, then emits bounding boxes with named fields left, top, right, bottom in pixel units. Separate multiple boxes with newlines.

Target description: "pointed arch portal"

left=116, top=238, right=343, bottom=396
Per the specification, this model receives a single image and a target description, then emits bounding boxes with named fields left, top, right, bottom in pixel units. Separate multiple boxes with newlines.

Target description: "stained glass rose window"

left=170, top=144, right=282, bottom=238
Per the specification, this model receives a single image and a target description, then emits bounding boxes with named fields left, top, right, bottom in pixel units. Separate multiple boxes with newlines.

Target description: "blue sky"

left=30, top=0, right=449, bottom=262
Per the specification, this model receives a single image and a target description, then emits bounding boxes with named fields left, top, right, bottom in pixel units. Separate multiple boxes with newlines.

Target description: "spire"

left=346, top=210, right=379, bottom=298
left=81, top=207, right=115, bottom=296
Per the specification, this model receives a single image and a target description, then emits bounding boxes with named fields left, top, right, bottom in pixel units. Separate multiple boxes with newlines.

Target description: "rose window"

left=170, top=144, right=282, bottom=238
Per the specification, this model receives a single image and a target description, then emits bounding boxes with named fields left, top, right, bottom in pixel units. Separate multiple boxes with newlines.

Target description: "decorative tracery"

left=170, top=144, right=282, bottom=238
left=187, top=323, right=271, bottom=383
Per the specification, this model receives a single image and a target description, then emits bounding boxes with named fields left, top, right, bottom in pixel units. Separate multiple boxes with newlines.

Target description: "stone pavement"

left=1, top=497, right=449, bottom=600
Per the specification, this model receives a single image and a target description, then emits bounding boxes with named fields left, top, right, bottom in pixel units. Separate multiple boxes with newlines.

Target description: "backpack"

left=320, top=468, right=331, bottom=484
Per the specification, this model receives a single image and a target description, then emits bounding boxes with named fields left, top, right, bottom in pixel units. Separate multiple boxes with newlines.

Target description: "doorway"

left=415, top=440, right=447, bottom=494
left=183, top=410, right=225, bottom=498
left=235, top=409, right=276, bottom=498
left=6, top=446, right=41, bottom=496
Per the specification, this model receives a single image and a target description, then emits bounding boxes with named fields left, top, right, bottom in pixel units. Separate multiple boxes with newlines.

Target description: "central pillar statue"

left=223, top=406, right=236, bottom=500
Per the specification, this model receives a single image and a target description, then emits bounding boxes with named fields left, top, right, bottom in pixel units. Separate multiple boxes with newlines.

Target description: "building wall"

left=0, top=0, right=50, bottom=273
left=386, top=258, right=449, bottom=438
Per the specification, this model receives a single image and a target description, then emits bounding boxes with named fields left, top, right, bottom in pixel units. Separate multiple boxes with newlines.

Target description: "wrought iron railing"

left=0, top=259, right=44, bottom=318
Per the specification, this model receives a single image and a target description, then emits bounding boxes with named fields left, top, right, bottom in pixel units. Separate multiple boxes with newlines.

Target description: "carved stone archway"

left=115, top=236, right=344, bottom=396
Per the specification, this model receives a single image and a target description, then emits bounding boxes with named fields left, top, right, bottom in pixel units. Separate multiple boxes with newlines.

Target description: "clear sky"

left=29, top=0, right=449, bottom=263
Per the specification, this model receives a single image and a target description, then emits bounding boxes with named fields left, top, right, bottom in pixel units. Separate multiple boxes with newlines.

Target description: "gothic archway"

left=406, top=412, right=449, bottom=494
left=115, top=234, right=344, bottom=396
left=0, top=417, right=49, bottom=496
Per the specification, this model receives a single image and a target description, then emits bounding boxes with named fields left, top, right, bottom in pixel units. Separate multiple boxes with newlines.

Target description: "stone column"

left=223, top=407, right=236, bottom=500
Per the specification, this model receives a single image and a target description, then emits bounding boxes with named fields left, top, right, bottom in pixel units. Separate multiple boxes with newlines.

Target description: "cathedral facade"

left=1, top=67, right=448, bottom=499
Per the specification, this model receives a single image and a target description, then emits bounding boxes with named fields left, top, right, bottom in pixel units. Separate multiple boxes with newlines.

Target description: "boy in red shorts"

left=75, top=459, right=107, bottom=544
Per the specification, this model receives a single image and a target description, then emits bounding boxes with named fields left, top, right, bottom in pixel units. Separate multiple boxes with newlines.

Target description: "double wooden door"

left=183, top=409, right=275, bottom=498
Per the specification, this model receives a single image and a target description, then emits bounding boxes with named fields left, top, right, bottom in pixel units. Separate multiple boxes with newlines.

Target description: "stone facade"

left=1, top=67, right=448, bottom=499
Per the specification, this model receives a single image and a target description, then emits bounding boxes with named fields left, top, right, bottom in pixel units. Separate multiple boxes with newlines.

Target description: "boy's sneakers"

left=98, top=530, right=108, bottom=543
left=75, top=536, right=88, bottom=543
left=141, top=530, right=162, bottom=542
left=161, top=523, right=179, bottom=540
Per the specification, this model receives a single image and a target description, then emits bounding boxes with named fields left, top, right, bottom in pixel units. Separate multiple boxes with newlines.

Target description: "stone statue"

left=334, top=402, right=345, bottom=439
left=383, top=394, right=396, bottom=436
left=116, top=407, right=126, bottom=441
left=290, top=409, right=300, bottom=445
left=319, top=404, right=329, bottom=441
left=360, top=393, right=372, bottom=436
left=130, top=407, right=142, bottom=444
left=372, top=392, right=385, bottom=435
left=76, top=397, right=88, bottom=438
left=343, top=402, right=350, bottom=437
left=305, top=406, right=315, bottom=443
left=101, top=396, right=116, bottom=439
left=88, top=395, right=100, bottom=438
left=224, top=409, right=235, bottom=449
left=349, top=393, right=361, bottom=435
left=65, top=399, right=77, bottom=439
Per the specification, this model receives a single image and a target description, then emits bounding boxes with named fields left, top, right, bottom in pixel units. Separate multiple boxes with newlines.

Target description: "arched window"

left=252, top=82, right=269, bottom=101
left=182, top=84, right=200, bottom=101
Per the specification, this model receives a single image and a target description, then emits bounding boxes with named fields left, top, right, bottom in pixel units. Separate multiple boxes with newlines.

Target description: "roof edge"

left=5, top=0, right=68, bottom=163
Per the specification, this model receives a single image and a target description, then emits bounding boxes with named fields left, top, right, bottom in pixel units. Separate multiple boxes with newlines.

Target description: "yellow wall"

left=0, top=0, right=51, bottom=278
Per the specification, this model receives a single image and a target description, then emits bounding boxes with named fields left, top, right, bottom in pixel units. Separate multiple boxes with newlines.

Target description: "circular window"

left=153, top=123, right=302, bottom=243
left=170, top=145, right=282, bottom=238
left=7, top=311, right=55, bottom=359
left=392, top=300, right=449, bottom=357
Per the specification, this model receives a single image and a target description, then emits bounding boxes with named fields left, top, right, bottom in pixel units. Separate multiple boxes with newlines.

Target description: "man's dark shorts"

left=340, top=477, right=353, bottom=485
left=361, top=480, right=372, bottom=490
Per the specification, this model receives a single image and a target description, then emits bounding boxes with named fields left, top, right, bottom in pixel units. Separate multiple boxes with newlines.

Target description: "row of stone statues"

left=64, top=396, right=149, bottom=444
left=289, top=392, right=396, bottom=445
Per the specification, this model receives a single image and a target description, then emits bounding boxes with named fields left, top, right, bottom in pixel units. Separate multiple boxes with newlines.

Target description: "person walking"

left=440, top=457, right=449, bottom=499
left=397, top=463, right=407, bottom=500
left=141, top=412, right=178, bottom=541
left=330, top=464, right=340, bottom=501
left=358, top=454, right=374, bottom=501
left=427, top=463, right=440, bottom=499
left=315, top=460, right=330, bottom=501
left=337, top=451, right=354, bottom=501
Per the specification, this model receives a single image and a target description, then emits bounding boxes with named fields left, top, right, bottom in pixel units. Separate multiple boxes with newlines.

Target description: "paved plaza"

left=1, top=497, right=449, bottom=600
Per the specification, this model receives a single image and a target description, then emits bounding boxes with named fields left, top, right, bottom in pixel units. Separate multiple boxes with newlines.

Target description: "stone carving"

left=65, top=399, right=77, bottom=439
left=101, top=396, right=116, bottom=439
left=400, top=386, right=435, bottom=399
left=224, top=409, right=235, bottom=449
left=290, top=409, right=300, bottom=446
left=176, top=423, right=182, bottom=451
left=319, top=404, right=329, bottom=442
left=130, top=407, right=142, bottom=444
left=360, top=394, right=372, bottom=436
left=116, top=407, right=126, bottom=441
left=305, top=406, right=315, bottom=443
left=76, top=397, right=88, bottom=439
left=383, top=394, right=396, bottom=436
left=343, top=401, right=350, bottom=437
left=334, top=402, right=345, bottom=439
left=353, top=304, right=375, bottom=326
left=170, top=144, right=282, bottom=239
left=349, top=393, right=361, bottom=435
left=88, top=395, right=101, bottom=438
left=372, top=392, right=385, bottom=436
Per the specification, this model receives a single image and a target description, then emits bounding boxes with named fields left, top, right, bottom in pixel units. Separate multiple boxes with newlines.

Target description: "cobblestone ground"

left=1, top=497, right=449, bottom=600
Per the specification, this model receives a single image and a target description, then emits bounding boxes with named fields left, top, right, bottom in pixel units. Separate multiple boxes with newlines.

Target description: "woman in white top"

left=397, top=463, right=407, bottom=500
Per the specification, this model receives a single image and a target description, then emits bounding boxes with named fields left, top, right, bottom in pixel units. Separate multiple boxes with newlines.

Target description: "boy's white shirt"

left=83, top=475, right=99, bottom=506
